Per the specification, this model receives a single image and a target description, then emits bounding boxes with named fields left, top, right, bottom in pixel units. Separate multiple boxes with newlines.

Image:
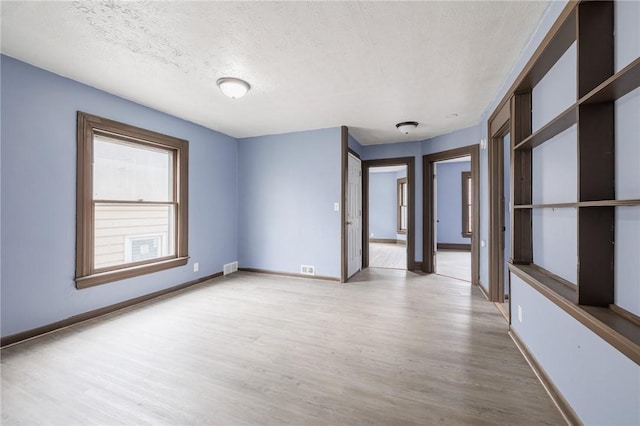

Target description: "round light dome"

left=216, top=77, right=251, bottom=99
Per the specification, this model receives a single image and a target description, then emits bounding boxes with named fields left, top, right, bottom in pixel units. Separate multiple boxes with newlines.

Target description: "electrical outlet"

left=518, top=305, right=523, bottom=323
left=193, top=262, right=199, bottom=272
left=333, top=202, right=340, bottom=212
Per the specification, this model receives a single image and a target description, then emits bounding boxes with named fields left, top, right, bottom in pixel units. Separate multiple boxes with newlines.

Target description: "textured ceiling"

left=1, top=1, right=549, bottom=145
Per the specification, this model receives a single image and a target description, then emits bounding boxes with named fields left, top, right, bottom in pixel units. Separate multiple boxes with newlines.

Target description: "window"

left=461, top=171, right=472, bottom=237
left=76, top=112, right=188, bottom=289
left=397, top=177, right=408, bottom=234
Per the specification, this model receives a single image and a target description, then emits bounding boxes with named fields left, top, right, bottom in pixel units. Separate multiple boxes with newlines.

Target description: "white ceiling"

left=437, top=155, right=472, bottom=164
left=0, top=1, right=549, bottom=145
left=369, top=165, right=407, bottom=174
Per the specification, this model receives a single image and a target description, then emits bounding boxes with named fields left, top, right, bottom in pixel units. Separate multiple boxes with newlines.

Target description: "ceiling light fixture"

left=396, top=121, right=419, bottom=135
left=216, top=77, right=251, bottom=99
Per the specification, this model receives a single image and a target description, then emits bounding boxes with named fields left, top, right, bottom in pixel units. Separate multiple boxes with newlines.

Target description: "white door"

left=347, top=153, right=362, bottom=278
left=433, top=164, right=438, bottom=272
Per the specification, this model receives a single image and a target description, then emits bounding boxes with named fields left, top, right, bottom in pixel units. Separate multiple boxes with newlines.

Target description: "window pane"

left=94, top=203, right=175, bottom=269
left=468, top=205, right=472, bottom=233
left=401, top=206, right=407, bottom=229
left=402, top=183, right=408, bottom=205
left=93, top=134, right=173, bottom=202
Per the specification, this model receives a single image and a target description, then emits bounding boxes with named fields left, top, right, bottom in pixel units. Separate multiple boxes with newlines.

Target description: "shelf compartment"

left=514, top=104, right=577, bottom=151
left=514, top=200, right=640, bottom=209
left=510, top=263, right=640, bottom=365
left=579, top=57, right=640, bottom=105
left=510, top=263, right=577, bottom=302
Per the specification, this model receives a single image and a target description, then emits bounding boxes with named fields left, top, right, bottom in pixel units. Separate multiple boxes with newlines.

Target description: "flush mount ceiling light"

left=396, top=121, right=419, bottom=135
left=216, top=77, right=251, bottom=99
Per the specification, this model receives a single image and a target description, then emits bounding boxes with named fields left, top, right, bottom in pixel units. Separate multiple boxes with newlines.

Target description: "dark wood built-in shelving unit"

left=492, top=0, right=640, bottom=365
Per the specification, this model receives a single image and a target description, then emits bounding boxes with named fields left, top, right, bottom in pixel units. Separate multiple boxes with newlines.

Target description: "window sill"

left=76, top=257, right=189, bottom=289
left=509, top=263, right=640, bottom=365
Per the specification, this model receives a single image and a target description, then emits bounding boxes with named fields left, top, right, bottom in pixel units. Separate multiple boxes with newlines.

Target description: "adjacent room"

left=433, top=156, right=472, bottom=282
left=368, top=165, right=408, bottom=270
left=1, top=1, right=639, bottom=425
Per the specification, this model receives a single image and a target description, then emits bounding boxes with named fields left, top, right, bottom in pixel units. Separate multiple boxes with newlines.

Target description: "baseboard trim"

left=1, top=272, right=223, bottom=348
left=509, top=329, right=582, bottom=426
left=437, top=243, right=471, bottom=251
left=239, top=268, right=341, bottom=282
left=494, top=301, right=509, bottom=322
left=370, top=238, right=406, bottom=245
left=476, top=282, right=490, bottom=300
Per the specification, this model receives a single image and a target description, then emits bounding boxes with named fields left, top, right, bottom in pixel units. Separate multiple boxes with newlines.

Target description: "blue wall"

left=238, top=128, right=342, bottom=279
left=348, top=132, right=363, bottom=157
left=0, top=55, right=239, bottom=337
left=436, top=161, right=471, bottom=245
left=369, top=171, right=398, bottom=240
left=512, top=275, right=639, bottom=425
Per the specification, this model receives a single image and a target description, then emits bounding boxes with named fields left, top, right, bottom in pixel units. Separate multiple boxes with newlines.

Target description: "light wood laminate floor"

left=1, top=270, right=564, bottom=425
left=369, top=242, right=407, bottom=269
left=436, top=249, right=471, bottom=282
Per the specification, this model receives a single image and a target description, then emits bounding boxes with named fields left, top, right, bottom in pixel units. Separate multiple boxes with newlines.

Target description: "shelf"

left=510, top=263, right=576, bottom=302
left=514, top=200, right=640, bottom=209
left=513, top=104, right=577, bottom=151
left=580, top=199, right=640, bottom=207
left=580, top=57, right=640, bottom=105
left=514, top=202, right=578, bottom=209
left=515, top=6, right=577, bottom=93
left=510, top=263, right=640, bottom=365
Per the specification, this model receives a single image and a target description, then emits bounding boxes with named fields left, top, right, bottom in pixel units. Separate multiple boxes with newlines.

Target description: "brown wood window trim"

left=76, top=112, right=189, bottom=289
left=397, top=177, right=408, bottom=234
left=461, top=171, right=472, bottom=238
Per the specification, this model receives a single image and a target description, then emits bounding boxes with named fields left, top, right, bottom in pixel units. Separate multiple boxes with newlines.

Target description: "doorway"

left=346, top=152, right=362, bottom=278
left=367, top=164, right=408, bottom=269
left=423, top=145, right=479, bottom=286
left=362, top=157, right=416, bottom=271
left=489, top=118, right=512, bottom=320
left=433, top=156, right=472, bottom=281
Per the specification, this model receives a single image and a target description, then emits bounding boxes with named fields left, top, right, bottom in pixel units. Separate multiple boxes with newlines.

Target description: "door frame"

left=488, top=100, right=512, bottom=303
left=362, top=157, right=416, bottom=270
left=423, top=145, right=479, bottom=286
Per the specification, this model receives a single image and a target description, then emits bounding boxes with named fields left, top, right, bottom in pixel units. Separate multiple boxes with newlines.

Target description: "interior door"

left=347, top=153, right=362, bottom=278
left=433, top=164, right=438, bottom=272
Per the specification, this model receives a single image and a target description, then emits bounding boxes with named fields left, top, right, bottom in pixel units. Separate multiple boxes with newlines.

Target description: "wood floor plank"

left=1, top=270, right=565, bottom=425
